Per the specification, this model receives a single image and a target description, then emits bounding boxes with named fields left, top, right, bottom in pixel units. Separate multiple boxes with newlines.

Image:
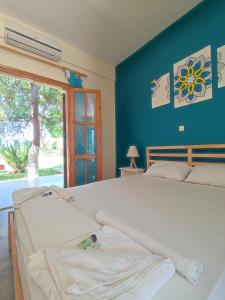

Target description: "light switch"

left=179, top=125, right=185, bottom=132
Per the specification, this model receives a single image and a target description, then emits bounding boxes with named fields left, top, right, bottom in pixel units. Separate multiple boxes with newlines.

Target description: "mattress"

left=14, top=174, right=225, bottom=300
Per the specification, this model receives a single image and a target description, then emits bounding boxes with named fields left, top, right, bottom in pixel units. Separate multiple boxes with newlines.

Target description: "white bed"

left=14, top=174, right=225, bottom=300
left=12, top=143, right=225, bottom=300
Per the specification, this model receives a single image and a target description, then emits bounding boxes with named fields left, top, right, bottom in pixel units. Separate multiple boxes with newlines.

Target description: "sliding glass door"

left=67, top=88, right=102, bottom=186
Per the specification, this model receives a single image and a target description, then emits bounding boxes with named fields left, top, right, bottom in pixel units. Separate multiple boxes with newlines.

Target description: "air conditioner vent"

left=4, top=19, right=62, bottom=62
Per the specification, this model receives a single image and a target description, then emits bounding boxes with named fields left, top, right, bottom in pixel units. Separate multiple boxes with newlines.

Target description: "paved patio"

left=0, top=174, right=63, bottom=209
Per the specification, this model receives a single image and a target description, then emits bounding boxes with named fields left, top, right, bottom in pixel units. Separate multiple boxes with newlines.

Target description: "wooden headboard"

left=146, top=144, right=225, bottom=168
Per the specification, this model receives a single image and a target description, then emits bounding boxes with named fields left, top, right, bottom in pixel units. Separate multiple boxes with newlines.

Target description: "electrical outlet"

left=179, top=125, right=185, bottom=132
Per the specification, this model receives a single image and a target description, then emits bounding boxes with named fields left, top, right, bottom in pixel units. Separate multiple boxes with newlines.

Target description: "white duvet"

left=68, top=175, right=225, bottom=300
left=96, top=210, right=203, bottom=284
left=13, top=187, right=175, bottom=300
left=14, top=175, right=225, bottom=300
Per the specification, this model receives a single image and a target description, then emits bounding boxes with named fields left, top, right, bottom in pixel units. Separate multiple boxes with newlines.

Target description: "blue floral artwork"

left=174, top=46, right=212, bottom=108
left=151, top=73, right=170, bottom=108
left=217, top=45, right=225, bottom=88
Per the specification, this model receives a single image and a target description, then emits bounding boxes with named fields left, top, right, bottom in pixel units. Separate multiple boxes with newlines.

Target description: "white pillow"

left=147, top=160, right=178, bottom=166
left=145, top=161, right=191, bottom=181
left=185, top=165, right=225, bottom=188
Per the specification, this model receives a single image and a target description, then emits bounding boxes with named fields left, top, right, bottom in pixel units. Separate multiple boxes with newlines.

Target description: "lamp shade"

left=127, top=146, right=139, bottom=158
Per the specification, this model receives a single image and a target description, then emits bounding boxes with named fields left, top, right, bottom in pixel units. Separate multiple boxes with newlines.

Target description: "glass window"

left=86, top=93, right=96, bottom=122
left=88, top=159, right=97, bottom=183
left=75, top=125, right=96, bottom=154
left=75, top=92, right=85, bottom=122
left=76, top=159, right=86, bottom=186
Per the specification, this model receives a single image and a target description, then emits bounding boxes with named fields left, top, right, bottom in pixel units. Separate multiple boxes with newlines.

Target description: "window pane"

left=74, top=92, right=85, bottom=122
left=88, top=159, right=97, bottom=183
left=87, top=127, right=96, bottom=154
left=86, top=93, right=96, bottom=122
left=76, top=159, right=86, bottom=186
left=75, top=125, right=85, bottom=154
left=75, top=125, right=96, bottom=154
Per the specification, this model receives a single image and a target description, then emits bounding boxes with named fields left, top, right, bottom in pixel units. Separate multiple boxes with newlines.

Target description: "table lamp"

left=127, top=146, right=139, bottom=168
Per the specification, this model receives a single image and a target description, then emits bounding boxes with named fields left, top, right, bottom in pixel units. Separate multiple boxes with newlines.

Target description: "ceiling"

left=0, top=0, right=202, bottom=64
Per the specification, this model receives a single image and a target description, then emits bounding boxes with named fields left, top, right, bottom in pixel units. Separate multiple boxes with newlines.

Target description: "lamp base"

left=130, top=158, right=137, bottom=168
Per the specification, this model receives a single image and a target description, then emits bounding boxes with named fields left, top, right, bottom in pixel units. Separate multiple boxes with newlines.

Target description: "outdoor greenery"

left=0, top=75, right=64, bottom=175
left=0, top=76, right=63, bottom=140
left=0, top=141, right=31, bottom=173
left=0, top=171, right=25, bottom=181
left=0, top=165, right=63, bottom=181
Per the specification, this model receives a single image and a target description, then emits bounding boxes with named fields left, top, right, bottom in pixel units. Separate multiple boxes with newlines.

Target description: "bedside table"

left=119, top=167, right=145, bottom=177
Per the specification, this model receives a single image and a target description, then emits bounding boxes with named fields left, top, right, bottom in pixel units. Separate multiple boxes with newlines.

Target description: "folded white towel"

left=13, top=186, right=49, bottom=208
left=13, top=186, right=74, bottom=208
left=52, top=186, right=74, bottom=201
left=28, top=226, right=175, bottom=300
left=96, top=210, right=204, bottom=284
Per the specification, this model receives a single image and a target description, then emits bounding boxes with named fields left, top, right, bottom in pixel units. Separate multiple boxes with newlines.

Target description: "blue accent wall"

left=116, top=0, right=225, bottom=172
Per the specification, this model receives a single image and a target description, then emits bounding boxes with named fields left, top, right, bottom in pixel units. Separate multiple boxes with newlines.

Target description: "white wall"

left=0, top=14, right=115, bottom=180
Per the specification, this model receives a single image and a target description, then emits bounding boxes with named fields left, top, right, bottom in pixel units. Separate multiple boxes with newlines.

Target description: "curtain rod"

left=0, top=44, right=88, bottom=78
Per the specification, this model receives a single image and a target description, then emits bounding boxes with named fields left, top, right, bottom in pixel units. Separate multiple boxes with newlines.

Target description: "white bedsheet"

left=96, top=210, right=203, bottom=284
left=15, top=174, right=225, bottom=300
left=19, top=195, right=100, bottom=250
left=68, top=175, right=225, bottom=300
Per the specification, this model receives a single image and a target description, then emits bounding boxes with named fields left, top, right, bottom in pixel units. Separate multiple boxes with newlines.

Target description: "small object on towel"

left=43, top=191, right=52, bottom=197
left=12, top=186, right=74, bottom=208
left=77, top=234, right=98, bottom=250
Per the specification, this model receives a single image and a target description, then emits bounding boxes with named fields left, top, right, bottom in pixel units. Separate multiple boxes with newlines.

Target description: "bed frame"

left=8, top=143, right=225, bottom=300
left=8, top=211, right=24, bottom=300
left=146, top=144, right=225, bottom=168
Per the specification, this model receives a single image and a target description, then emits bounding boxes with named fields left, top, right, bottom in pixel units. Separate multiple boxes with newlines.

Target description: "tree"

left=0, top=76, right=31, bottom=143
left=39, top=85, right=63, bottom=138
left=27, top=83, right=40, bottom=179
left=0, top=74, right=63, bottom=176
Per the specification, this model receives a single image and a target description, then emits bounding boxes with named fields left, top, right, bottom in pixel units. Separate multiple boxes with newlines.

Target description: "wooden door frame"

left=62, top=93, right=68, bottom=188
left=0, top=64, right=69, bottom=89
left=67, top=88, right=102, bottom=187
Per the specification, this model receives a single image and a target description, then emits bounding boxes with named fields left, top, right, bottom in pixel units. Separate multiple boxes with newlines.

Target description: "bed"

left=9, top=144, right=225, bottom=300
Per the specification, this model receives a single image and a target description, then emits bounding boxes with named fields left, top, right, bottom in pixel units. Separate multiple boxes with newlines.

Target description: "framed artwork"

left=151, top=73, right=170, bottom=108
left=174, top=46, right=212, bottom=108
left=217, top=45, right=225, bottom=88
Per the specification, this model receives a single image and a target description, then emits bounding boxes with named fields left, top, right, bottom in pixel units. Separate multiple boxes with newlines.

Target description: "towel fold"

left=96, top=210, right=204, bottom=284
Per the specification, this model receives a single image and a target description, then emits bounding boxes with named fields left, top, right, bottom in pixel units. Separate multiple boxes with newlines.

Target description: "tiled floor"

left=0, top=209, right=15, bottom=300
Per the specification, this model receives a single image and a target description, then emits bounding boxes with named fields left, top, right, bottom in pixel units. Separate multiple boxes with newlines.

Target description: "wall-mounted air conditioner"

left=4, top=19, right=62, bottom=62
